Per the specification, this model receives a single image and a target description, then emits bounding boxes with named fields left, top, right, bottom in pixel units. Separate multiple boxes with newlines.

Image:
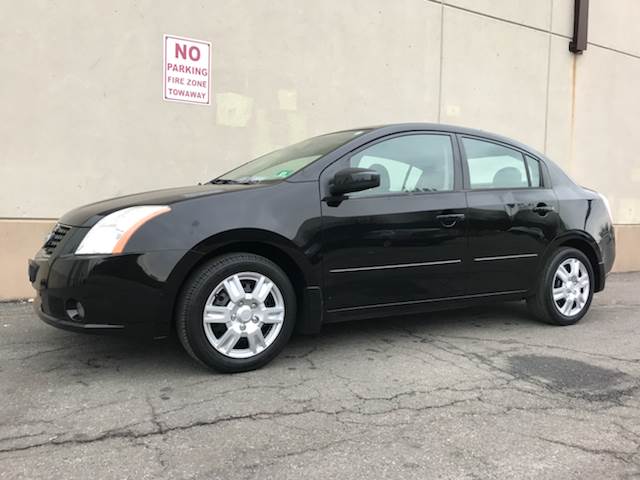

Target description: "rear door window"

left=462, top=137, right=530, bottom=189
left=525, top=155, right=543, bottom=187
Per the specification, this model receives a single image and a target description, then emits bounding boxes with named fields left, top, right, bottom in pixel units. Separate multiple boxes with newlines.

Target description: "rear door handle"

left=437, top=213, right=465, bottom=228
left=532, top=203, right=555, bottom=215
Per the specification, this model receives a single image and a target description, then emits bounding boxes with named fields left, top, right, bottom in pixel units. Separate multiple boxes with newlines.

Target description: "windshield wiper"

left=209, top=177, right=267, bottom=185
left=209, top=178, right=242, bottom=184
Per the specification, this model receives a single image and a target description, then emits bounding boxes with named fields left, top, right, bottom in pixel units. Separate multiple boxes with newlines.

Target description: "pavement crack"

left=0, top=408, right=311, bottom=454
left=527, top=434, right=639, bottom=465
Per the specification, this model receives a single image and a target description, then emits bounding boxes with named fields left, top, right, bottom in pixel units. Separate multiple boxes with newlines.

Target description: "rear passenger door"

left=460, top=136, right=561, bottom=295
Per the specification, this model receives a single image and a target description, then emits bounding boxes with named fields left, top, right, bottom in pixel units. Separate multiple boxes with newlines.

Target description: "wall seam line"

left=587, top=42, right=640, bottom=61
left=425, top=0, right=640, bottom=61
left=437, top=0, right=444, bottom=122
left=543, top=0, right=554, bottom=153
left=425, top=0, right=570, bottom=37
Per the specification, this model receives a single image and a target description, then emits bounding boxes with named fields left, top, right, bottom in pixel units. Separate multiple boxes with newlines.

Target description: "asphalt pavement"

left=2, top=273, right=640, bottom=479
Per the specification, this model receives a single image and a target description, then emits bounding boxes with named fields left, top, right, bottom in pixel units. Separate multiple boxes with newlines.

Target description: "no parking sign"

left=163, top=34, right=211, bottom=105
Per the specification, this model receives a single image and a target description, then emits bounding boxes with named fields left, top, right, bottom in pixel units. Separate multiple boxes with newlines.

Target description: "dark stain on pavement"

left=508, top=354, right=637, bottom=402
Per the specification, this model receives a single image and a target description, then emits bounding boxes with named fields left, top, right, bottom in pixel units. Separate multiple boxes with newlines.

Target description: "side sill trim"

left=330, top=259, right=461, bottom=273
left=327, top=289, right=528, bottom=313
left=473, top=253, right=538, bottom=262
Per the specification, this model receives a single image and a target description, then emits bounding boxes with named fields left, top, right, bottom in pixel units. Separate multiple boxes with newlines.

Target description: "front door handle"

left=437, top=213, right=465, bottom=228
left=532, top=203, right=555, bottom=215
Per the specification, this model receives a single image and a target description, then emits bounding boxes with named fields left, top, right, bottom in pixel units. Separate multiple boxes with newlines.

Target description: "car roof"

left=350, top=123, right=541, bottom=157
left=364, top=123, right=574, bottom=182
left=290, top=122, right=571, bottom=185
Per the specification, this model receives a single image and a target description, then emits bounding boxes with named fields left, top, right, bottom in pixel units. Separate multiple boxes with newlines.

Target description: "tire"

left=527, top=247, right=594, bottom=326
left=176, top=253, right=297, bottom=373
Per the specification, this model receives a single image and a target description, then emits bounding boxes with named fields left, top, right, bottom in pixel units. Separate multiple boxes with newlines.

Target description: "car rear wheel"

left=176, top=253, right=296, bottom=372
left=527, top=247, right=594, bottom=326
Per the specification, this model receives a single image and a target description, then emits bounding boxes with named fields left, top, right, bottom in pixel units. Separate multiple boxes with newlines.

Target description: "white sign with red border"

left=163, top=34, right=211, bottom=105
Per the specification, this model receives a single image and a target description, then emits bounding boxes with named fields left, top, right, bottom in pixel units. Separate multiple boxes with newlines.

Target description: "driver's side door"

left=319, top=132, right=467, bottom=315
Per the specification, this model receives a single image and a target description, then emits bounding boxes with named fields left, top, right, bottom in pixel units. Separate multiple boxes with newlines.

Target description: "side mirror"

left=330, top=168, right=380, bottom=196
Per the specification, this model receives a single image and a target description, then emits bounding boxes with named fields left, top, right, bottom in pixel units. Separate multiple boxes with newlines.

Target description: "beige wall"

left=0, top=220, right=55, bottom=300
left=1, top=0, right=639, bottom=298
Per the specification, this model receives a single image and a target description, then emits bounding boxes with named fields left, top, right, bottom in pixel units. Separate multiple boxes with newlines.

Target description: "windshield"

left=214, top=129, right=368, bottom=183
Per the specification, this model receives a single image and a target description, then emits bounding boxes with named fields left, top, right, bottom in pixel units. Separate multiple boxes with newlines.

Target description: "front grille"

left=43, top=224, right=71, bottom=255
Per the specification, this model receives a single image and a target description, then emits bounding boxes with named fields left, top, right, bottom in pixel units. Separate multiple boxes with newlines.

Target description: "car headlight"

left=75, top=205, right=171, bottom=255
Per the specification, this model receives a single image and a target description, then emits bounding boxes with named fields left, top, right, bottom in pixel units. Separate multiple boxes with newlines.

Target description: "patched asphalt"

left=2, top=273, right=640, bottom=479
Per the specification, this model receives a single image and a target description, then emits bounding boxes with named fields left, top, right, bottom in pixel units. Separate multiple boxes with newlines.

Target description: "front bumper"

left=595, top=226, right=616, bottom=292
left=34, top=296, right=125, bottom=334
left=29, top=249, right=187, bottom=338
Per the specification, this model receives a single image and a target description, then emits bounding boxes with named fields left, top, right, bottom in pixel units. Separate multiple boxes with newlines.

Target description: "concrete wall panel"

left=613, top=225, right=640, bottom=272
left=551, top=0, right=575, bottom=37
left=545, top=36, right=575, bottom=171
left=443, top=0, right=552, bottom=31
left=0, top=220, right=54, bottom=300
left=570, top=45, right=640, bottom=224
left=0, top=0, right=442, bottom=218
left=589, top=0, right=640, bottom=57
left=440, top=8, right=549, bottom=150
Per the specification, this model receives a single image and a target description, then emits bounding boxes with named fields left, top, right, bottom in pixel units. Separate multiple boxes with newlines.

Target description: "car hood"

left=59, top=183, right=264, bottom=227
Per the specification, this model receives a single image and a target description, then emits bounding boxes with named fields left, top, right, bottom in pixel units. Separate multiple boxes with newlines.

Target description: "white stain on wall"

left=278, top=89, right=298, bottom=111
left=216, top=92, right=254, bottom=127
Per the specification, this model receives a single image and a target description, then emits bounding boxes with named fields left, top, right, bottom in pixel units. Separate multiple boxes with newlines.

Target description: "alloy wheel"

left=551, top=258, right=590, bottom=317
left=202, top=272, right=285, bottom=359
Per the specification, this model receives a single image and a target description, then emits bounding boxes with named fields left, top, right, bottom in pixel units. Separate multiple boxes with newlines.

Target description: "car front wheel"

left=176, top=253, right=296, bottom=372
left=527, top=247, right=594, bottom=326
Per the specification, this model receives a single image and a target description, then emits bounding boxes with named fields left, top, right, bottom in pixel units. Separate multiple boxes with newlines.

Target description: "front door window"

left=349, top=134, right=455, bottom=196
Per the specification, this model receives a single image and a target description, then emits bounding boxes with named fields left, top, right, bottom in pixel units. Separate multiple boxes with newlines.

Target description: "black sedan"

left=29, top=123, right=616, bottom=372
